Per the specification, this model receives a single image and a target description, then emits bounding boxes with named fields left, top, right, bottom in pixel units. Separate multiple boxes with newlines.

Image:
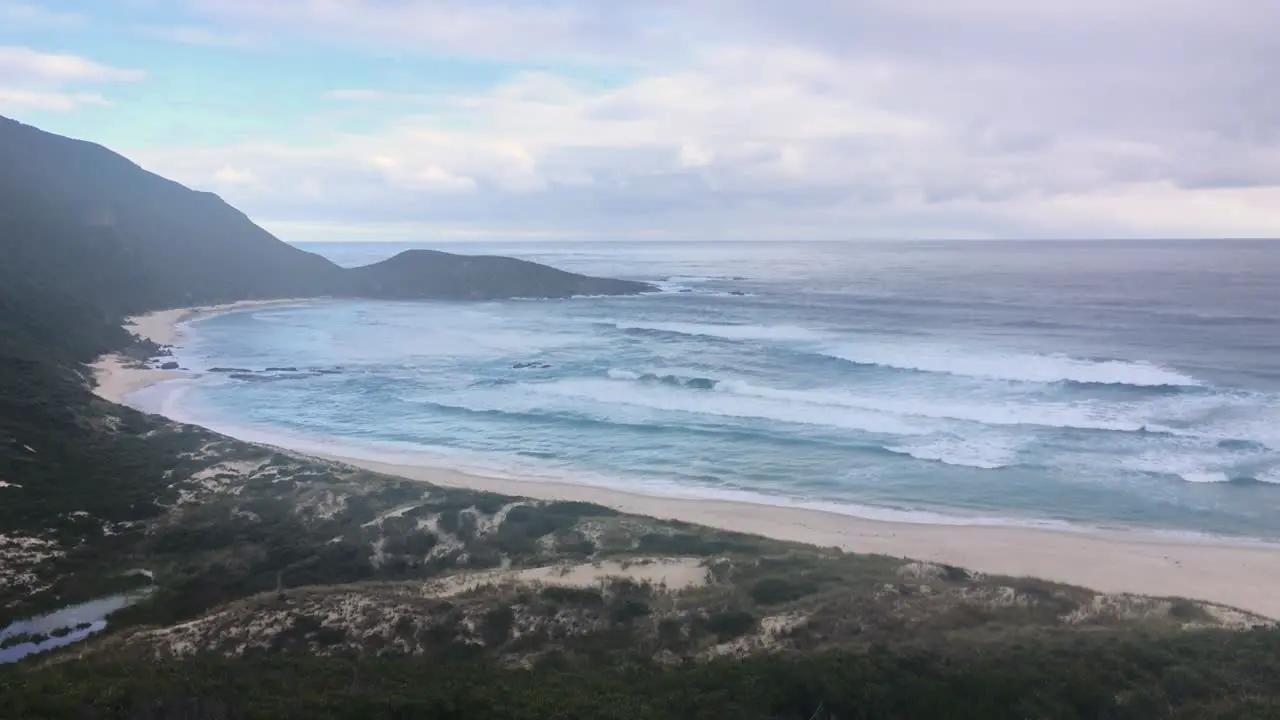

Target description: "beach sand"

left=90, top=299, right=317, bottom=405
left=92, top=306, right=1280, bottom=620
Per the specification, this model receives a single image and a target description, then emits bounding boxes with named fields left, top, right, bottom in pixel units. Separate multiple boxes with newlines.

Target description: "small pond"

left=0, top=588, right=153, bottom=664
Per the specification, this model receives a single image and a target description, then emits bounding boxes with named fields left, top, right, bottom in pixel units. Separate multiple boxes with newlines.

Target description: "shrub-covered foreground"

left=3, top=629, right=1280, bottom=719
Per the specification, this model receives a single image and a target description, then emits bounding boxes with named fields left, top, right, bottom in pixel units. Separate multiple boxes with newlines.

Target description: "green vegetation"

left=703, top=609, right=756, bottom=640
left=4, top=630, right=1280, bottom=718
left=750, top=577, right=820, bottom=605
left=538, top=586, right=604, bottom=607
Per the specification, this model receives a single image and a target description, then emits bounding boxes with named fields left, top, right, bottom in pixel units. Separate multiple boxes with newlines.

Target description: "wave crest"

left=823, top=344, right=1200, bottom=387
left=607, top=368, right=719, bottom=389
left=615, top=321, right=822, bottom=342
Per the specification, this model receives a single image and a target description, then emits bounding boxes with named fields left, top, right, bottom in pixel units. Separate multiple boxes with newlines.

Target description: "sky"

left=1, top=0, right=1277, bottom=242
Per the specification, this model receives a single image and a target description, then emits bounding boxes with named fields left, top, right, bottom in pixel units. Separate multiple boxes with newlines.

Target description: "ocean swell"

left=606, top=370, right=1207, bottom=435
left=822, top=344, right=1200, bottom=388
left=613, top=321, right=822, bottom=342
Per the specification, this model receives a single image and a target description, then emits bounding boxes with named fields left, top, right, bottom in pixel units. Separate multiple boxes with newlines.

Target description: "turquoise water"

left=137, top=240, right=1280, bottom=538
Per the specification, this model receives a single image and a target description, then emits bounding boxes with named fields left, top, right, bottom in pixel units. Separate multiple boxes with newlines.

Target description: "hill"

left=0, top=115, right=652, bottom=314
left=346, top=249, right=652, bottom=299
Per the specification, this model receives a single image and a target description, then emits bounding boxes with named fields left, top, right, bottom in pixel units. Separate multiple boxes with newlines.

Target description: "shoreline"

left=326, top=454, right=1280, bottom=619
left=90, top=299, right=320, bottom=405
left=90, top=305, right=1280, bottom=619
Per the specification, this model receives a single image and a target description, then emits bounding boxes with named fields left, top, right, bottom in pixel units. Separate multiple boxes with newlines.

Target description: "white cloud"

left=139, top=25, right=253, bottom=48
left=213, top=164, right=257, bottom=184
left=324, top=89, right=389, bottom=102
left=126, top=43, right=1280, bottom=239
left=0, top=2, right=82, bottom=26
left=0, top=46, right=142, bottom=115
left=189, top=0, right=665, bottom=58
left=119, top=1, right=1280, bottom=239
left=0, top=89, right=109, bottom=111
left=0, top=46, right=145, bottom=84
left=323, top=89, right=437, bottom=104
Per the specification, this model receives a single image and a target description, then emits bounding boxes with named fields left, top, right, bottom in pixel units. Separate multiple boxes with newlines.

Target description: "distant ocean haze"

left=133, top=240, right=1280, bottom=539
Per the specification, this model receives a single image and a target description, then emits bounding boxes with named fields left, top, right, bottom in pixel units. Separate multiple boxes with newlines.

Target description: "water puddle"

left=0, top=587, right=153, bottom=664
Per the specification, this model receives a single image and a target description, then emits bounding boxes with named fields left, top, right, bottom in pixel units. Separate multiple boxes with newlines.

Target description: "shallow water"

left=0, top=590, right=152, bottom=664
left=137, top=240, right=1280, bottom=539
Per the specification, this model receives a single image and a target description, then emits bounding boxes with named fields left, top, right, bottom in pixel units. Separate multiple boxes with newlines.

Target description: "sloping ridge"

left=0, top=115, right=652, bottom=321
left=346, top=249, right=652, bottom=300
left=0, top=116, right=341, bottom=315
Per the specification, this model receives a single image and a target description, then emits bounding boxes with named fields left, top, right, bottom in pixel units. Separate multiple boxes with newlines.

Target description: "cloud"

left=0, top=2, right=82, bottom=26
left=0, top=45, right=141, bottom=114
left=0, top=46, right=142, bottom=114
left=116, top=1, right=1280, bottom=239
left=0, top=89, right=109, bottom=111
left=0, top=46, right=145, bottom=84
left=125, top=43, right=1279, bottom=239
left=213, top=164, right=257, bottom=184
left=324, top=89, right=389, bottom=102
left=139, top=25, right=253, bottom=48
left=321, top=89, right=443, bottom=105
left=188, top=0, right=670, bottom=58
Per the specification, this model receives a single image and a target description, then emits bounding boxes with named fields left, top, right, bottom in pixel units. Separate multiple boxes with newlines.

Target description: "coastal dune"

left=93, top=306, right=1280, bottom=620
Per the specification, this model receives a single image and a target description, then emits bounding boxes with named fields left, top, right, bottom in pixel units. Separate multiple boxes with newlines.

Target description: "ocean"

left=135, top=240, right=1280, bottom=539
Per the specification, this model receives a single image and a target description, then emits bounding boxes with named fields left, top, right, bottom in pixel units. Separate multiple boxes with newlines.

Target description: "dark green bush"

left=705, top=610, right=757, bottom=640
left=750, top=577, right=819, bottom=606
left=482, top=606, right=516, bottom=647
left=540, top=586, right=605, bottom=607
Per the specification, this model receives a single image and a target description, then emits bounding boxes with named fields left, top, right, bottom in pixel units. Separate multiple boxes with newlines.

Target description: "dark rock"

left=729, top=291, right=747, bottom=296
left=208, top=367, right=253, bottom=373
left=231, top=372, right=314, bottom=383
left=264, top=367, right=298, bottom=372
left=159, top=361, right=179, bottom=370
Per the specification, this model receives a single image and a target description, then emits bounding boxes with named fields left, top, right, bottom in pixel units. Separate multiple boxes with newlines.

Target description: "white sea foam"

left=664, top=275, right=718, bottom=284
left=1180, top=471, right=1234, bottom=484
left=824, top=343, right=1200, bottom=387
left=599, top=372, right=1241, bottom=437
left=713, top=378, right=1155, bottom=433
left=613, top=321, right=823, bottom=342
left=517, top=378, right=933, bottom=436
left=614, top=320, right=1200, bottom=388
left=1124, top=450, right=1243, bottom=485
left=884, top=435, right=1023, bottom=470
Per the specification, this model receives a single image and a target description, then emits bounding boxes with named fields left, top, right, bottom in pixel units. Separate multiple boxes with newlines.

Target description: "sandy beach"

left=91, top=306, right=1280, bottom=620
left=90, top=300, right=317, bottom=405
